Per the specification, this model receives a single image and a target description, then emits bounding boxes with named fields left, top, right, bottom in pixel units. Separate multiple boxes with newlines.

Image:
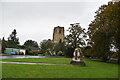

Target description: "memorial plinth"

left=70, top=48, right=86, bottom=66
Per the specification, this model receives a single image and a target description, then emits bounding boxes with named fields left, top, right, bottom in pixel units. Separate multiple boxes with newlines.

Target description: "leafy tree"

left=64, top=23, right=87, bottom=57
left=65, top=23, right=87, bottom=49
left=40, top=39, right=53, bottom=53
left=8, top=29, right=19, bottom=44
left=54, top=42, right=65, bottom=53
left=24, top=40, right=39, bottom=48
left=7, top=29, right=19, bottom=48
left=23, top=40, right=39, bottom=54
left=88, top=1, right=120, bottom=62
left=65, top=46, right=74, bottom=58
left=2, top=31, right=25, bottom=53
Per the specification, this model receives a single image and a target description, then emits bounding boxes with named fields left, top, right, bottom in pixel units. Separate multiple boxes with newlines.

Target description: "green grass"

left=2, top=58, right=119, bottom=78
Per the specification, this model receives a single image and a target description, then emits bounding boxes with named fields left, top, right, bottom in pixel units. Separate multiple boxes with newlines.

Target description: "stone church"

left=53, top=26, right=64, bottom=43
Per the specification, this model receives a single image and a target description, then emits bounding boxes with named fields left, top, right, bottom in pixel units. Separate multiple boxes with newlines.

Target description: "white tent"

left=20, top=49, right=26, bottom=55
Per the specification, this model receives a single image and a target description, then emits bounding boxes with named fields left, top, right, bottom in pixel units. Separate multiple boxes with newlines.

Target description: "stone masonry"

left=53, top=26, right=64, bottom=43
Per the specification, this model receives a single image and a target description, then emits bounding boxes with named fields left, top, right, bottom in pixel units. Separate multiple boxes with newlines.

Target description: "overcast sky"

left=0, top=0, right=111, bottom=45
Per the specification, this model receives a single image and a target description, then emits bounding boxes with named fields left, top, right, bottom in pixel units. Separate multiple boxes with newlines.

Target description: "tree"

left=7, top=29, right=19, bottom=48
left=54, top=42, right=65, bottom=54
left=88, top=1, right=120, bottom=62
left=24, top=40, right=39, bottom=54
left=65, top=23, right=87, bottom=49
left=64, top=23, right=87, bottom=57
left=24, top=40, right=39, bottom=48
left=65, top=46, right=74, bottom=58
left=1, top=37, right=7, bottom=53
left=40, top=39, right=53, bottom=53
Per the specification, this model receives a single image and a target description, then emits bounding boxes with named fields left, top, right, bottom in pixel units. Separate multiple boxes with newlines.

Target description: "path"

left=0, top=55, right=64, bottom=59
left=0, top=61, right=68, bottom=65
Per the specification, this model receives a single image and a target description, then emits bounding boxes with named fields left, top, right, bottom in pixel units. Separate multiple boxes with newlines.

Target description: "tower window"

left=56, top=29, right=57, bottom=33
left=59, top=30, right=61, bottom=34
left=59, top=39, right=62, bottom=43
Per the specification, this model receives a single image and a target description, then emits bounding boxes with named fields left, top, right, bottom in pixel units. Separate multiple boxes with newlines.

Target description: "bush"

left=27, top=51, right=38, bottom=56
left=57, top=51, right=64, bottom=56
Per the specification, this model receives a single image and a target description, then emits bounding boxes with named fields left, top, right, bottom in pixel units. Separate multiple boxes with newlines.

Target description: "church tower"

left=53, top=26, right=64, bottom=43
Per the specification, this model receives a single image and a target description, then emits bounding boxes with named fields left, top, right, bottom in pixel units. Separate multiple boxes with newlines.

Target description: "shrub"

left=27, top=51, right=38, bottom=56
left=57, top=51, right=64, bottom=56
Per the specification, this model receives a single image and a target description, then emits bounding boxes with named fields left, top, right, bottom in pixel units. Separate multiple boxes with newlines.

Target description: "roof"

left=30, top=47, right=40, bottom=50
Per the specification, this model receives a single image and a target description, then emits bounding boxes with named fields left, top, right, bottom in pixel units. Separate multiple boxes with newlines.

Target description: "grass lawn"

left=1, top=58, right=119, bottom=78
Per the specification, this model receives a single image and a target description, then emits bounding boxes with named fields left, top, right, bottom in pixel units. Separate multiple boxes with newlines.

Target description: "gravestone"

left=70, top=48, right=86, bottom=66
